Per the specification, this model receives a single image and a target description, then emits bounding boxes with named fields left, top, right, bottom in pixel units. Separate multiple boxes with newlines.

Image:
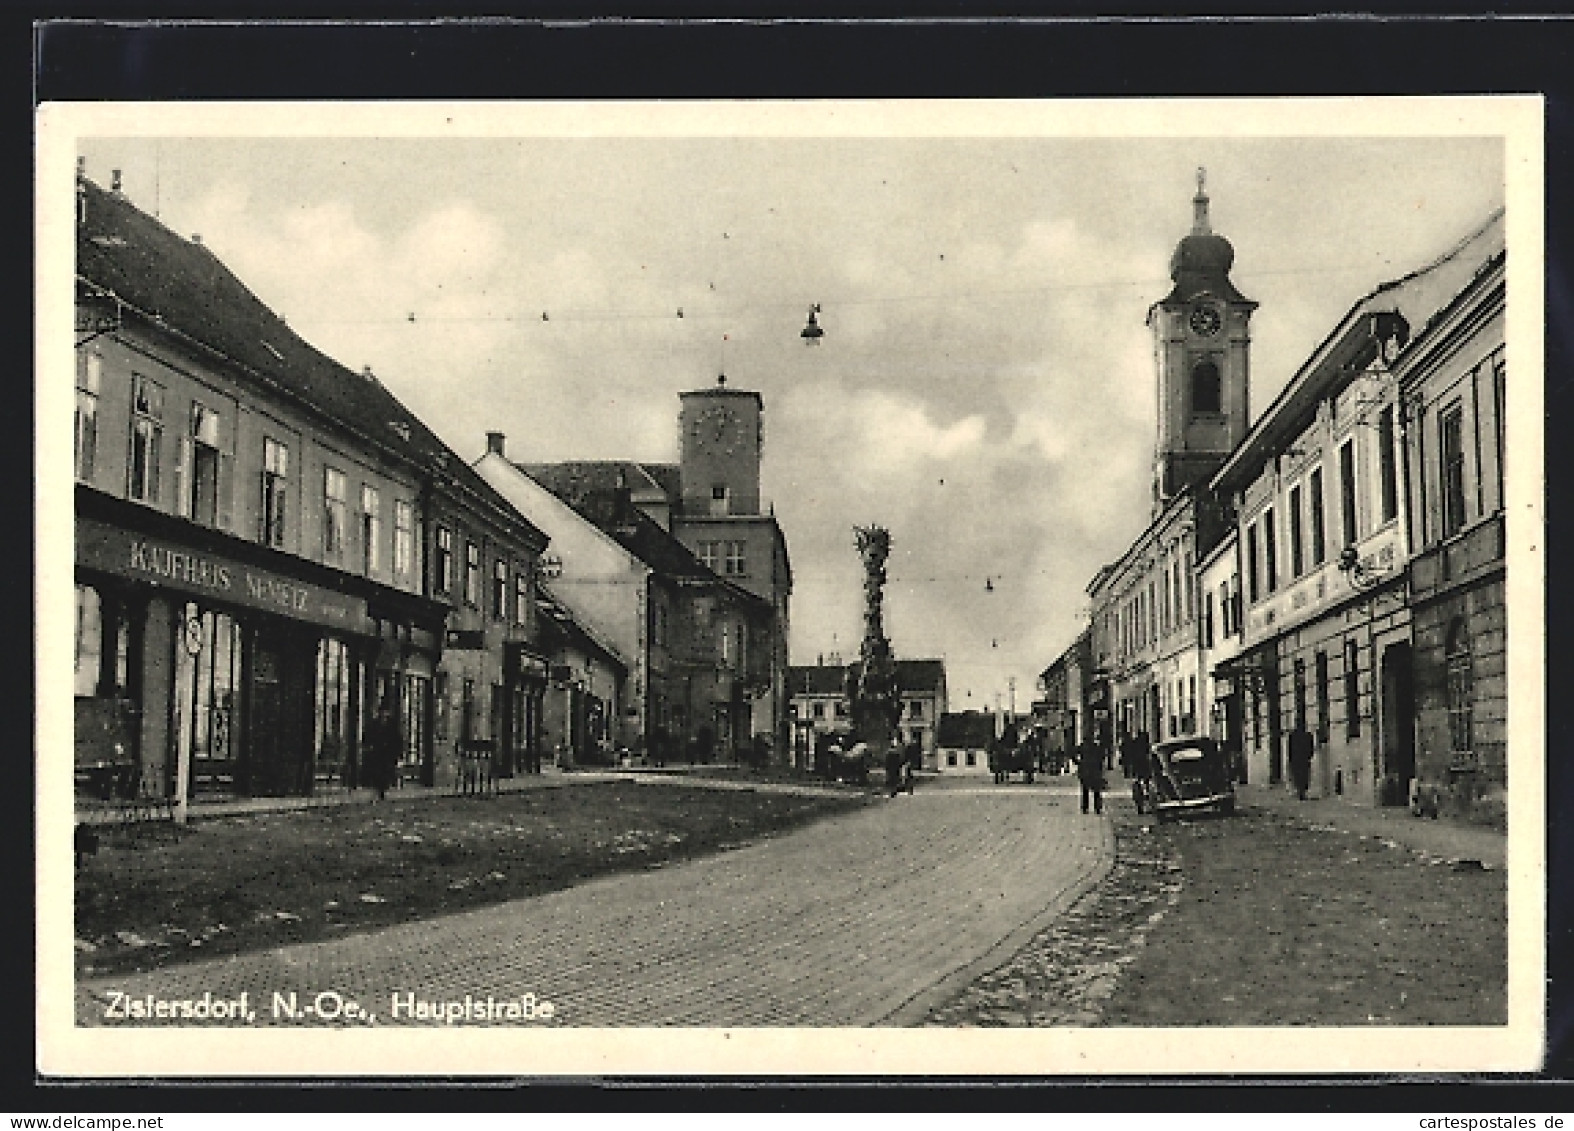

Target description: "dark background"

left=22, top=7, right=1574, bottom=1108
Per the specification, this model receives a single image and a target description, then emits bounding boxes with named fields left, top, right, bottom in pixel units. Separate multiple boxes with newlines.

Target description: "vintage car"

left=1148, top=735, right=1236, bottom=821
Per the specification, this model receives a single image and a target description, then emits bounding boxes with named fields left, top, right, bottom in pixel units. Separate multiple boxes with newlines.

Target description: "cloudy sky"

left=75, top=106, right=1507, bottom=709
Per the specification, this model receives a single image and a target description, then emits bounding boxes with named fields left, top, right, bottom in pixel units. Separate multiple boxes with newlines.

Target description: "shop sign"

left=77, top=518, right=373, bottom=634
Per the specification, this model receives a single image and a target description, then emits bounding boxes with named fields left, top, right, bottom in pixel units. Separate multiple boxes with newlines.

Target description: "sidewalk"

left=1236, top=782, right=1506, bottom=869
left=75, top=763, right=860, bottom=826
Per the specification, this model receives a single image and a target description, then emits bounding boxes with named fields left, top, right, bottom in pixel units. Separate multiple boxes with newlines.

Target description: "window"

left=1314, top=650, right=1330, bottom=744
left=75, top=351, right=100, bottom=482
left=1288, top=486, right=1304, bottom=578
left=1309, top=467, right=1326, bottom=567
left=1148, top=580, right=1157, bottom=643
left=360, top=485, right=382, bottom=575
left=435, top=526, right=454, bottom=594
left=187, top=402, right=222, bottom=526
left=1187, top=676, right=1197, bottom=733
left=128, top=374, right=164, bottom=503
left=1441, top=403, right=1467, bottom=537
left=514, top=569, right=531, bottom=626
left=710, top=484, right=729, bottom=516
left=314, top=637, right=352, bottom=785
left=323, top=467, right=347, bottom=558
left=1293, top=657, right=1307, bottom=732
left=965, top=750, right=976, bottom=767
left=464, top=541, right=481, bottom=606
left=1246, top=523, right=1260, bottom=603
left=74, top=584, right=129, bottom=699
left=909, top=700, right=924, bottom=719
left=835, top=701, right=848, bottom=718
left=1446, top=619, right=1473, bottom=760
left=1378, top=405, right=1399, bottom=523
left=1339, top=440, right=1358, bottom=548
left=1182, top=553, right=1193, bottom=622
left=491, top=558, right=508, bottom=620
left=261, top=439, right=288, bottom=548
left=1263, top=507, right=1278, bottom=593
left=698, top=542, right=719, bottom=571
left=394, top=500, right=415, bottom=583
left=723, top=541, right=747, bottom=576
left=1191, top=360, right=1222, bottom=414
left=1344, top=639, right=1361, bottom=739
left=812, top=702, right=825, bottom=719
left=947, top=751, right=957, bottom=767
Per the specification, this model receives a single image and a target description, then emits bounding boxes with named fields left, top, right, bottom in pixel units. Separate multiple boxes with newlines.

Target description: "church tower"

left=1147, top=169, right=1255, bottom=510
left=678, top=374, right=764, bottom=516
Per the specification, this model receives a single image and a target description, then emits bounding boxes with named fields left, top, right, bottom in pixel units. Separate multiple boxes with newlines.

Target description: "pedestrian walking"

left=364, top=699, right=401, bottom=802
left=885, top=742, right=906, bottom=797
left=1287, top=722, right=1315, bottom=801
left=1074, top=739, right=1106, bottom=815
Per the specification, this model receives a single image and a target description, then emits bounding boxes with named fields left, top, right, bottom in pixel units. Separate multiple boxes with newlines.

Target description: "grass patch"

left=75, top=781, right=868, bottom=978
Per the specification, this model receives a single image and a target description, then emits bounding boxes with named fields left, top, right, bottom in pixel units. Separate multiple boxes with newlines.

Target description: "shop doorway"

left=249, top=625, right=313, bottom=796
left=1380, top=642, right=1416, bottom=805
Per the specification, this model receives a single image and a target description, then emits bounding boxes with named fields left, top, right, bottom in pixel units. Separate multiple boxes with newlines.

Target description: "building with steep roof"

left=476, top=435, right=775, bottom=764
left=1086, top=173, right=1252, bottom=764
left=1209, top=208, right=1504, bottom=810
left=72, top=170, right=549, bottom=807
left=787, top=658, right=947, bottom=769
left=507, top=375, right=794, bottom=764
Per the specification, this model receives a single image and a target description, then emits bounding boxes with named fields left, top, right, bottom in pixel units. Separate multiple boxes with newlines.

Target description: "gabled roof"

left=76, top=176, right=546, bottom=551
left=518, top=461, right=678, bottom=505
left=525, top=473, right=771, bottom=615
left=1211, top=207, right=1505, bottom=494
left=788, top=665, right=846, bottom=696
left=938, top=711, right=996, bottom=748
left=536, top=589, right=628, bottom=675
left=791, top=659, right=946, bottom=697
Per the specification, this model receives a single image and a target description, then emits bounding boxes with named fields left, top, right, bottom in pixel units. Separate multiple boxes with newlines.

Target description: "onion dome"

left=1162, top=168, right=1250, bottom=306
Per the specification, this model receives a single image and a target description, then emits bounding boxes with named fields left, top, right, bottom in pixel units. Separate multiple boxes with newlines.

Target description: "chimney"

left=111, top=169, right=122, bottom=195
left=191, top=233, right=202, bottom=246
left=486, top=431, right=506, bottom=457
left=76, top=156, right=85, bottom=179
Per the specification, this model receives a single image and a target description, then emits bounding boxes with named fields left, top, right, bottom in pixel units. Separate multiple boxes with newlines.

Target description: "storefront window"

left=179, top=603, right=242, bottom=793
left=74, top=585, right=103, bottom=698
left=401, top=674, right=429, bottom=771
left=314, top=637, right=352, bottom=785
left=75, top=584, right=130, bottom=699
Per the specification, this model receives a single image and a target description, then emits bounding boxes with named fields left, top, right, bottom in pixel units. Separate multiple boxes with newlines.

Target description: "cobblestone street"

left=74, top=778, right=1111, bottom=1028
left=922, top=785, right=1508, bottom=1028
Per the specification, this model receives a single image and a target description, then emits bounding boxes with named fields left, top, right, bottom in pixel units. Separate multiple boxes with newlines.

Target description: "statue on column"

left=847, top=525, right=903, bottom=769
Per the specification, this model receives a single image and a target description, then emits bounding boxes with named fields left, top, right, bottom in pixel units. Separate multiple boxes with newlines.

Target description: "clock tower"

left=1147, top=169, right=1255, bottom=509
left=679, top=375, right=764, bottom=517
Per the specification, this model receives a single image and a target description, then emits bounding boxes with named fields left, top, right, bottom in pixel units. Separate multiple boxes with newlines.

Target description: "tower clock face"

left=1188, top=304, right=1223, bottom=337
left=692, top=405, right=740, bottom=453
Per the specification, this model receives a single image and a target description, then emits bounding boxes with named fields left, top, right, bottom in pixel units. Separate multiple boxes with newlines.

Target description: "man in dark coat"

left=884, top=742, right=906, bottom=797
left=1287, top=723, right=1315, bottom=800
left=364, top=701, right=401, bottom=801
left=1074, top=739, right=1107, bottom=815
